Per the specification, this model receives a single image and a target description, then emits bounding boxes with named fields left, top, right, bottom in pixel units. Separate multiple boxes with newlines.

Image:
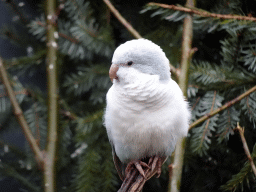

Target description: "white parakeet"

left=104, top=39, right=190, bottom=180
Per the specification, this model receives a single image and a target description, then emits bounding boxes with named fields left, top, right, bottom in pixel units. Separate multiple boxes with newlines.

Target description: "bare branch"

left=235, top=123, right=256, bottom=177
left=103, top=0, right=179, bottom=79
left=103, top=0, right=142, bottom=39
left=148, top=2, right=256, bottom=22
left=169, top=0, right=195, bottom=191
left=189, top=85, right=256, bottom=130
left=0, top=58, right=44, bottom=167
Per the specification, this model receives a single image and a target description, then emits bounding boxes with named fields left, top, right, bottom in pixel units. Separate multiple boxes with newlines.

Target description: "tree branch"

left=235, top=123, right=256, bottom=177
left=189, top=85, right=256, bottom=130
left=103, top=0, right=142, bottom=39
left=103, top=0, right=179, bottom=79
left=148, top=2, right=256, bottom=22
left=169, top=1, right=195, bottom=192
left=44, top=0, right=59, bottom=191
left=0, top=58, right=44, bottom=167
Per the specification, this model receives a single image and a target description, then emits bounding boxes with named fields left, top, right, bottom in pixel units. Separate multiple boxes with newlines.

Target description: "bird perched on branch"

left=104, top=39, right=190, bottom=191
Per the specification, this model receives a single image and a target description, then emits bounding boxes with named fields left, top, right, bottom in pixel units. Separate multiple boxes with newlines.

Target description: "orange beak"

left=109, top=64, right=119, bottom=82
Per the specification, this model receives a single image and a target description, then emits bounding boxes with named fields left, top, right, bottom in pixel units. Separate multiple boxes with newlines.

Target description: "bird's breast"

left=113, top=74, right=171, bottom=112
left=104, top=73, right=190, bottom=163
left=105, top=82, right=181, bottom=163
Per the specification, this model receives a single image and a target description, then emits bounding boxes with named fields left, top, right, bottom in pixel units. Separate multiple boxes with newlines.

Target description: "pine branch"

left=32, top=20, right=80, bottom=43
left=169, top=0, right=195, bottom=191
left=4, top=50, right=46, bottom=69
left=220, top=141, right=256, bottom=191
left=103, top=0, right=142, bottom=39
left=103, top=0, right=179, bottom=81
left=241, top=91, right=256, bottom=127
left=58, top=31, right=79, bottom=43
left=65, top=0, right=89, bottom=22
left=24, top=102, right=48, bottom=149
left=236, top=123, right=256, bottom=176
left=190, top=91, right=224, bottom=156
left=190, top=85, right=256, bottom=130
left=217, top=106, right=240, bottom=143
left=199, top=91, right=216, bottom=149
left=148, top=2, right=256, bottom=22
left=0, top=58, right=44, bottom=167
left=44, top=0, right=59, bottom=191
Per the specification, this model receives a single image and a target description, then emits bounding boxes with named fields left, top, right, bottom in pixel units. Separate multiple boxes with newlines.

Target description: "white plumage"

left=104, top=39, right=190, bottom=177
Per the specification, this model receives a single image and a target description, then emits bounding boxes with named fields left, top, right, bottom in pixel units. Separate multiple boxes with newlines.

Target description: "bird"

left=103, top=39, right=190, bottom=185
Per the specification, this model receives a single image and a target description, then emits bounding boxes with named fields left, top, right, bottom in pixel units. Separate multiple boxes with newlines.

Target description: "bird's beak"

left=109, top=64, right=119, bottom=82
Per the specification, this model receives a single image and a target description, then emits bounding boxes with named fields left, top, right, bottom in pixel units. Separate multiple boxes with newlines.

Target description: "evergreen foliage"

left=0, top=0, right=256, bottom=192
left=190, top=91, right=224, bottom=156
left=220, top=144, right=256, bottom=191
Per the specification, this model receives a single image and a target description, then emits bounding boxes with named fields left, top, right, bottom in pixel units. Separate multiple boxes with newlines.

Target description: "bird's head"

left=109, top=39, right=170, bottom=83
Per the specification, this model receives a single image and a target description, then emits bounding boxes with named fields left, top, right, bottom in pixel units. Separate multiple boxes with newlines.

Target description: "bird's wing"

left=112, top=147, right=126, bottom=181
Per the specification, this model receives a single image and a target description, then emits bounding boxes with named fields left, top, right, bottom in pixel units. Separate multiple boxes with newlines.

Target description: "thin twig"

left=189, top=85, right=256, bottom=130
left=103, top=0, right=178, bottom=79
left=148, top=2, right=256, bottom=22
left=44, top=0, right=59, bottom=191
left=235, top=123, right=256, bottom=176
left=0, top=58, right=44, bottom=167
left=103, top=0, right=142, bottom=39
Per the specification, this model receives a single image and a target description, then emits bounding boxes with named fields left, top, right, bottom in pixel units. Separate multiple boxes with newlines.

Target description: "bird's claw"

left=149, top=155, right=162, bottom=178
left=125, top=160, right=150, bottom=178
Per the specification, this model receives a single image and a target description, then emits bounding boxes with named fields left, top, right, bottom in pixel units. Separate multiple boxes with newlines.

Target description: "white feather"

left=104, top=39, right=190, bottom=164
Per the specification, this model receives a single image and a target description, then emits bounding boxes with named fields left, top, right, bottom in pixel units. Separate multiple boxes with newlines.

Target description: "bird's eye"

left=127, top=61, right=133, bottom=66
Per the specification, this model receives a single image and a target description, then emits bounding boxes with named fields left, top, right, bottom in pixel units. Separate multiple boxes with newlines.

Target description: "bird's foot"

left=125, top=160, right=150, bottom=178
left=148, top=155, right=162, bottom=178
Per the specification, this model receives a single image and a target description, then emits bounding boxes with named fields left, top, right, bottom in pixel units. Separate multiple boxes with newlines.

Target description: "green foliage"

left=28, top=0, right=115, bottom=60
left=190, top=91, right=224, bottom=156
left=63, top=64, right=111, bottom=104
left=217, top=106, right=240, bottom=142
left=0, top=79, right=26, bottom=126
left=1, top=0, right=256, bottom=192
left=1, top=0, right=115, bottom=191
left=24, top=102, right=47, bottom=149
left=189, top=61, right=255, bottom=90
left=240, top=92, right=256, bottom=128
left=75, top=112, right=118, bottom=192
left=190, top=61, right=228, bottom=89
left=143, top=1, right=256, bottom=191
left=220, top=144, right=256, bottom=191
left=60, top=0, right=115, bottom=59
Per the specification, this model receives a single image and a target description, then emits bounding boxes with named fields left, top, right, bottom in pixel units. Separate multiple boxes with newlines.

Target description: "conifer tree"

left=0, top=0, right=255, bottom=192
